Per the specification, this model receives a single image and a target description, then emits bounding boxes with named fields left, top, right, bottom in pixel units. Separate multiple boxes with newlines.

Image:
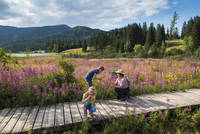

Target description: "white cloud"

left=173, top=1, right=178, bottom=5
left=0, top=0, right=170, bottom=30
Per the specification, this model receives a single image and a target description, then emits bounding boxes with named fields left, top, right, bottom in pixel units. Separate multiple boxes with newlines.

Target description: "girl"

left=82, top=86, right=96, bottom=118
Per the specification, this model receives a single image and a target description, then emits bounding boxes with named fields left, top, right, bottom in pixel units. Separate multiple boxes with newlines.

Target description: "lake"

left=11, top=53, right=56, bottom=57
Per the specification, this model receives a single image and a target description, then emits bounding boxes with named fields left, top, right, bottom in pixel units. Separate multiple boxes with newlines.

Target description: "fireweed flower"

left=187, top=107, right=192, bottom=112
left=142, top=109, right=147, bottom=115
left=134, top=99, right=139, bottom=106
left=166, top=98, right=170, bottom=103
left=124, top=101, right=128, bottom=107
left=159, top=111, right=163, bottom=115
left=135, top=114, right=139, bottom=118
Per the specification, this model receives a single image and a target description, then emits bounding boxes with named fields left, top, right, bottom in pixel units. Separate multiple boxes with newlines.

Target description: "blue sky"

left=0, top=0, right=199, bottom=33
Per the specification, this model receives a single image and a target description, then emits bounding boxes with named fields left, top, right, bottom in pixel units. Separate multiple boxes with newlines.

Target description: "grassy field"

left=62, top=47, right=95, bottom=56
left=166, top=39, right=185, bottom=52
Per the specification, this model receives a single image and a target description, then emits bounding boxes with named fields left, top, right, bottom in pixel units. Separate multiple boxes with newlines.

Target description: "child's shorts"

left=83, top=101, right=96, bottom=114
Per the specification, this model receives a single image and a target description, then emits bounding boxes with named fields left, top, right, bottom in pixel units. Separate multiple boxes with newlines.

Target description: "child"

left=82, top=86, right=96, bottom=118
left=84, top=66, right=104, bottom=87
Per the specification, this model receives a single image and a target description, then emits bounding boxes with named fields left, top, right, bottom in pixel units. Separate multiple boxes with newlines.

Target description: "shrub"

left=134, top=44, right=145, bottom=57
left=166, top=48, right=184, bottom=56
left=58, top=60, right=76, bottom=83
left=194, top=47, right=200, bottom=58
left=148, top=43, right=160, bottom=58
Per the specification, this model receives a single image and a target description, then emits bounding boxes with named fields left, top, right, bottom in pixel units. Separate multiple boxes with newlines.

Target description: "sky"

left=0, top=0, right=199, bottom=32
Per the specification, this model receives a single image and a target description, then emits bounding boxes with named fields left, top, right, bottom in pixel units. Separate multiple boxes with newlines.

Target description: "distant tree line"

left=45, top=38, right=88, bottom=53
left=86, top=22, right=166, bottom=58
left=181, top=16, right=200, bottom=56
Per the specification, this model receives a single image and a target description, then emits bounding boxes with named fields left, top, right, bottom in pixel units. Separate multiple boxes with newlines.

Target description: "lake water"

left=11, top=53, right=56, bottom=57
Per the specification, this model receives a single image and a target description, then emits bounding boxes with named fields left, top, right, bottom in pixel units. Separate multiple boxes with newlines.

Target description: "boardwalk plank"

left=173, top=92, right=200, bottom=104
left=99, top=101, right=116, bottom=118
left=22, top=106, right=39, bottom=132
left=92, top=103, right=104, bottom=121
left=106, top=100, right=124, bottom=116
left=12, top=107, right=31, bottom=133
left=2, top=107, right=24, bottom=134
left=187, top=89, right=200, bottom=95
left=42, top=105, right=55, bottom=128
left=69, top=102, right=82, bottom=123
left=144, top=94, right=175, bottom=109
left=0, top=108, right=10, bottom=123
left=186, top=90, right=200, bottom=100
left=64, top=102, right=72, bottom=125
left=0, top=108, right=16, bottom=132
left=137, top=96, right=166, bottom=111
left=55, top=103, right=64, bottom=127
left=160, top=93, right=196, bottom=106
left=95, top=101, right=110, bottom=119
left=76, top=102, right=87, bottom=119
left=32, top=106, right=45, bottom=130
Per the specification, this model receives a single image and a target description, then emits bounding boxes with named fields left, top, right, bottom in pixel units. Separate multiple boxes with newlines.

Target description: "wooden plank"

left=22, top=106, right=39, bottom=132
left=173, top=92, right=200, bottom=104
left=186, top=90, right=200, bottom=99
left=95, top=101, right=110, bottom=119
left=0, top=108, right=10, bottom=123
left=63, top=102, right=72, bottom=125
left=99, top=100, right=116, bottom=118
left=69, top=102, right=82, bottom=123
left=110, top=99, right=142, bottom=115
left=92, top=103, right=104, bottom=121
left=1, top=107, right=24, bottom=134
left=0, top=108, right=16, bottom=132
left=134, top=94, right=171, bottom=112
left=144, top=94, right=176, bottom=109
left=106, top=100, right=124, bottom=116
left=32, top=106, right=45, bottom=130
left=42, top=105, right=55, bottom=128
left=55, top=103, right=64, bottom=127
left=76, top=102, right=86, bottom=119
left=160, top=93, right=195, bottom=106
left=136, top=96, right=166, bottom=111
left=12, top=107, right=31, bottom=133
left=187, top=89, right=200, bottom=95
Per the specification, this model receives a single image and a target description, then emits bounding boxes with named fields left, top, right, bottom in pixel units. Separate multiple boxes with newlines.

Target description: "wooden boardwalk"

left=1, top=89, right=200, bottom=133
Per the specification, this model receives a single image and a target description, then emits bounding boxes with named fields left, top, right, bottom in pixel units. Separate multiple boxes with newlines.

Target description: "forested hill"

left=0, top=25, right=70, bottom=44
left=0, top=25, right=103, bottom=52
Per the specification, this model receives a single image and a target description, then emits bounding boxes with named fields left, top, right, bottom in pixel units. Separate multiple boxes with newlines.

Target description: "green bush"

left=148, top=43, right=160, bottom=58
left=58, top=60, right=76, bottom=83
left=166, top=48, right=184, bottom=56
left=194, top=47, right=200, bottom=58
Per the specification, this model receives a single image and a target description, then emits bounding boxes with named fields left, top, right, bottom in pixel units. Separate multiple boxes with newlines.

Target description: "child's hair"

left=99, top=66, right=104, bottom=71
left=88, top=86, right=96, bottom=93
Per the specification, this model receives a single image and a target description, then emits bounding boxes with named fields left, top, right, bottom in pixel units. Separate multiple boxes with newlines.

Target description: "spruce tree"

left=192, top=17, right=200, bottom=49
left=142, top=22, right=147, bottom=45
left=145, top=23, right=155, bottom=47
left=161, top=24, right=166, bottom=42
left=82, top=40, right=87, bottom=52
left=170, top=11, right=179, bottom=39
left=185, top=18, right=194, bottom=36
left=181, top=21, right=187, bottom=39
left=155, top=24, right=163, bottom=46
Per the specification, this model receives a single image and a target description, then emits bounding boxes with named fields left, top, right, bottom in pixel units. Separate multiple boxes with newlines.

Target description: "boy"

left=84, top=66, right=104, bottom=87
left=82, top=86, right=96, bottom=119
